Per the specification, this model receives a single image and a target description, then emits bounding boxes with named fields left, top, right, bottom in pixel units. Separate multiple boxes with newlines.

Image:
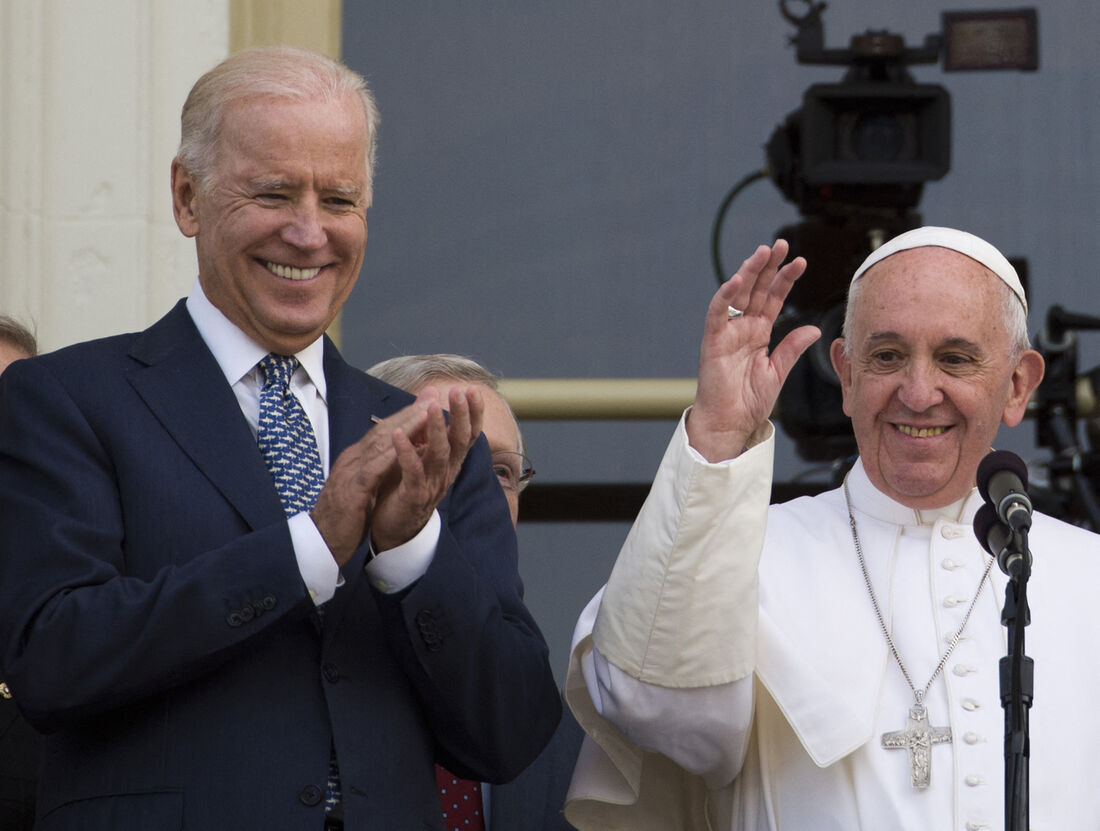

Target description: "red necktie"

left=435, top=763, right=485, bottom=831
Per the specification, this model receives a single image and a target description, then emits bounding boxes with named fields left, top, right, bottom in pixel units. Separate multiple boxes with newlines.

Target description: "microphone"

left=976, top=450, right=1033, bottom=532
left=973, top=502, right=1029, bottom=576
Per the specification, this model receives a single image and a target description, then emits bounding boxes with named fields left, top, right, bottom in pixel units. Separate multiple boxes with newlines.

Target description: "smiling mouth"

left=264, top=260, right=321, bottom=281
left=896, top=424, right=947, bottom=438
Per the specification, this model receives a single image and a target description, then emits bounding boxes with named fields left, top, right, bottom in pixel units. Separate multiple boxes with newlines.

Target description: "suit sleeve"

left=370, top=433, right=562, bottom=783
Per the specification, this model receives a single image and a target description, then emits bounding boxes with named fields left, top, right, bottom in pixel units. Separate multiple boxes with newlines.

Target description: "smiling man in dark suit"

left=0, top=46, right=559, bottom=831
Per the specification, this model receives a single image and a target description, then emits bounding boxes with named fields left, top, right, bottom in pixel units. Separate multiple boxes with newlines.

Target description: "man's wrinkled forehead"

left=851, top=226, right=1026, bottom=314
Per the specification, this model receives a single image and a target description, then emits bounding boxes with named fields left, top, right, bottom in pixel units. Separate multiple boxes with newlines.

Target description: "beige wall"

left=0, top=0, right=340, bottom=352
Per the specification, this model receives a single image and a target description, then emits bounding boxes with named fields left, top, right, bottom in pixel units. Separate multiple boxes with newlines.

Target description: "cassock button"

left=963, top=731, right=983, bottom=745
left=299, top=784, right=323, bottom=806
left=965, top=774, right=985, bottom=786
left=941, top=526, right=965, bottom=539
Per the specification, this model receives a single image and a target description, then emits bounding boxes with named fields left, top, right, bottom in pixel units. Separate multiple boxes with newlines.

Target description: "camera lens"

left=851, top=113, right=906, bottom=161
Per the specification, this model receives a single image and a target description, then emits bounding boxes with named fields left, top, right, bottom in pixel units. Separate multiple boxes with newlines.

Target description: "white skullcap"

left=851, top=226, right=1027, bottom=314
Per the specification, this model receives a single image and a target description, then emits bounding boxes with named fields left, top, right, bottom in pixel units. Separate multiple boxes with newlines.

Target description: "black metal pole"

left=1000, top=529, right=1032, bottom=831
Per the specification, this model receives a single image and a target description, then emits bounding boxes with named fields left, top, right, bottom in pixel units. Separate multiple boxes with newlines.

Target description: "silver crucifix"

left=882, top=704, right=952, bottom=789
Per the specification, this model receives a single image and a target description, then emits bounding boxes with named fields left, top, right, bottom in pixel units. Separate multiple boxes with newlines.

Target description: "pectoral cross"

left=882, top=704, right=952, bottom=789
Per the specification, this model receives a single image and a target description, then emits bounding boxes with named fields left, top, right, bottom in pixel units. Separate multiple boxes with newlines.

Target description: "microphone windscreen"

left=976, top=449, right=1029, bottom=503
left=973, top=502, right=1001, bottom=555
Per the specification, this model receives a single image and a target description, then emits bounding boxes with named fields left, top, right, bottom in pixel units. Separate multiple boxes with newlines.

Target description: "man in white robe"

left=563, top=228, right=1100, bottom=830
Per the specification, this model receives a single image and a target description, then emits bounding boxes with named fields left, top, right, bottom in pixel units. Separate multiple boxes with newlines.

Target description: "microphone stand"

left=1000, top=529, right=1032, bottom=831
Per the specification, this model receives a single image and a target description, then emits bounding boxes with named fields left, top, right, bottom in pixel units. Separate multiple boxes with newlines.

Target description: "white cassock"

left=563, top=415, right=1100, bottom=831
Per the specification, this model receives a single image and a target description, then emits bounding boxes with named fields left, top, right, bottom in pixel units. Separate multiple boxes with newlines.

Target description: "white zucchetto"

left=852, top=226, right=1027, bottom=313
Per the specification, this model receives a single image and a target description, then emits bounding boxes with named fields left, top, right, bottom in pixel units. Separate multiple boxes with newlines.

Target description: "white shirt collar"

left=185, top=279, right=327, bottom=399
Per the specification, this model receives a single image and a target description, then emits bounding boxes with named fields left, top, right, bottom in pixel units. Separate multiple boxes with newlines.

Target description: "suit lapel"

left=125, top=302, right=285, bottom=531
left=323, top=337, right=405, bottom=459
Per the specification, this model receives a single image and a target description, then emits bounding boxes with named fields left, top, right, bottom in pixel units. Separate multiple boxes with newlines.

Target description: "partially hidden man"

left=563, top=227, right=1100, bottom=829
left=0, top=46, right=559, bottom=830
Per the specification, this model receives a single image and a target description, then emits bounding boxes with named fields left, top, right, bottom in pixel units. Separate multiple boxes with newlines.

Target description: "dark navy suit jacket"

left=0, top=699, right=39, bottom=830
left=489, top=707, right=583, bottom=831
left=0, top=302, right=560, bottom=830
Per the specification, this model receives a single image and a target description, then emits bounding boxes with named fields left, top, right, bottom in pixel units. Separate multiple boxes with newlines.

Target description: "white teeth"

left=898, top=424, right=946, bottom=438
left=265, top=261, right=321, bottom=281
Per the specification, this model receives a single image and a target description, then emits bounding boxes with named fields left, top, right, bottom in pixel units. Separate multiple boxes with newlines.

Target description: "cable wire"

left=710, top=168, right=769, bottom=285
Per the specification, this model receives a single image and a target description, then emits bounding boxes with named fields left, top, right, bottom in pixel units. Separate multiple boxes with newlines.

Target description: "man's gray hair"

left=176, top=45, right=380, bottom=193
left=367, top=354, right=526, bottom=457
left=0, top=315, right=38, bottom=358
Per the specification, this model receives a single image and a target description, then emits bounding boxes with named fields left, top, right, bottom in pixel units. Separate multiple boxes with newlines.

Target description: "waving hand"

left=687, top=240, right=821, bottom=462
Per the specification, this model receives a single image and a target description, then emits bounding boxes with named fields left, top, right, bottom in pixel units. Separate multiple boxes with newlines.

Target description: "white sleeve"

left=289, top=512, right=342, bottom=604
left=593, top=412, right=773, bottom=687
left=585, top=621, right=754, bottom=789
left=563, top=412, right=775, bottom=825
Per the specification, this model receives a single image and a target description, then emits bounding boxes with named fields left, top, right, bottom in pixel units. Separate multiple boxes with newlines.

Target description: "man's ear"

left=1002, top=349, right=1045, bottom=428
left=171, top=159, right=201, bottom=238
left=829, top=337, right=854, bottom=417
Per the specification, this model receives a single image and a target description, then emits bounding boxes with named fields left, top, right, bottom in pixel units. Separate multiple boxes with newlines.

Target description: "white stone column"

left=0, top=0, right=230, bottom=351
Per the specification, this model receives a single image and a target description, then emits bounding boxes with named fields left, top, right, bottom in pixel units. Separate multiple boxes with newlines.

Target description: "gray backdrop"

left=340, top=1, right=1100, bottom=683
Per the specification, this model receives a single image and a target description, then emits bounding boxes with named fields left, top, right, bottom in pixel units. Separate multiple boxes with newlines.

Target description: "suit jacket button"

left=299, top=784, right=323, bottom=806
left=261, top=594, right=277, bottom=610
left=239, top=606, right=255, bottom=622
left=226, top=611, right=243, bottom=627
left=416, top=608, right=446, bottom=650
left=323, top=662, right=340, bottom=683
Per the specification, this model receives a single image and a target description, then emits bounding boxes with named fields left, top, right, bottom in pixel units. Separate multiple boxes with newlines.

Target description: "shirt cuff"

left=289, top=512, right=342, bottom=605
left=364, top=510, right=441, bottom=594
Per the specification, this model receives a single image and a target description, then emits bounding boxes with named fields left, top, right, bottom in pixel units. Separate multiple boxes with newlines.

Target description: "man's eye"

left=870, top=350, right=900, bottom=364
left=941, top=353, right=973, bottom=366
left=493, top=465, right=518, bottom=489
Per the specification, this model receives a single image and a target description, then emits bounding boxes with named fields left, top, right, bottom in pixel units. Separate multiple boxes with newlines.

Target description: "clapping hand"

left=311, top=386, right=484, bottom=565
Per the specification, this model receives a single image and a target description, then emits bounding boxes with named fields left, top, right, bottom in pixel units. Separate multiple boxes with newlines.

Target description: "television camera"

left=711, top=1, right=1039, bottom=464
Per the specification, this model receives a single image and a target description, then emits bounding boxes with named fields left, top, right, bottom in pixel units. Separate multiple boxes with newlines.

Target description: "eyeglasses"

left=491, top=450, right=536, bottom=493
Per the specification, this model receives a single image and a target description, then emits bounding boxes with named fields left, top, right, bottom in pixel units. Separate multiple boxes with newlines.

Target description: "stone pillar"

left=0, top=0, right=341, bottom=352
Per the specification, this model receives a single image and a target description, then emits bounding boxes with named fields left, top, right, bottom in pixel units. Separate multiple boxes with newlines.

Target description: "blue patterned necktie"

left=255, top=353, right=341, bottom=813
left=256, top=353, right=325, bottom=517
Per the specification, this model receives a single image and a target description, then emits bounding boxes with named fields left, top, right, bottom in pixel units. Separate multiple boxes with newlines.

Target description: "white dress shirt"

left=186, top=282, right=439, bottom=602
